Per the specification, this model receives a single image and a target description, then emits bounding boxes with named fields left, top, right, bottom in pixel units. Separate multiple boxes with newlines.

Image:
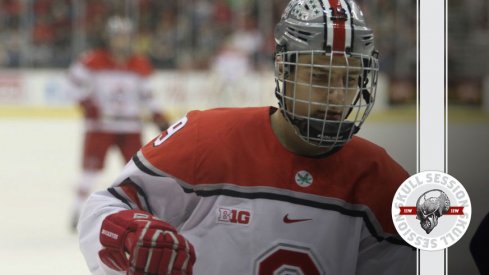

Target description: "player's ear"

left=275, top=55, right=287, bottom=79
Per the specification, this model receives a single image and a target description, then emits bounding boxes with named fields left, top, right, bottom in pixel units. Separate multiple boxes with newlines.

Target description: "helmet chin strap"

left=292, top=116, right=359, bottom=147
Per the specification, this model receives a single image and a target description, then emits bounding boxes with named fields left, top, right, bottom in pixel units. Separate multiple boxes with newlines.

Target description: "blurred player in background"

left=67, top=15, right=169, bottom=231
left=77, top=1, right=415, bottom=274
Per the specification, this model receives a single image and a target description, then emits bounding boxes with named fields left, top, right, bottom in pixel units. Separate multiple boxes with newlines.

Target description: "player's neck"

left=110, top=50, right=131, bottom=65
left=270, top=110, right=332, bottom=157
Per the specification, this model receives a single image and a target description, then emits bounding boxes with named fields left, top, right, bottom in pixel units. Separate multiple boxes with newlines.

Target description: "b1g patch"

left=216, top=207, right=251, bottom=225
left=391, top=170, right=471, bottom=251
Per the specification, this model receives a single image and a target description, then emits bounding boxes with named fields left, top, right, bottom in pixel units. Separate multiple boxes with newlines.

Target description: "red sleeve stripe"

left=108, top=178, right=153, bottom=214
left=120, top=183, right=144, bottom=210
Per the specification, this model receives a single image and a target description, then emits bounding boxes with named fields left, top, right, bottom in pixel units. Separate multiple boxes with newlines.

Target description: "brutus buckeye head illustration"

left=416, top=189, right=450, bottom=234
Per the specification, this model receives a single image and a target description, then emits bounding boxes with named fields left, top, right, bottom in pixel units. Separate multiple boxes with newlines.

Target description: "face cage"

left=274, top=50, right=379, bottom=148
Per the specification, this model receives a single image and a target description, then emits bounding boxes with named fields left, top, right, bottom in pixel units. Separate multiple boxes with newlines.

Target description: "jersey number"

left=255, top=245, right=323, bottom=275
left=153, top=115, right=188, bottom=147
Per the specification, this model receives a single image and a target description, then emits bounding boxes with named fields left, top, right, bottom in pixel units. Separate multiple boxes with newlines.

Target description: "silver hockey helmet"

left=105, top=16, right=134, bottom=54
left=105, top=15, right=134, bottom=36
left=274, top=0, right=379, bottom=148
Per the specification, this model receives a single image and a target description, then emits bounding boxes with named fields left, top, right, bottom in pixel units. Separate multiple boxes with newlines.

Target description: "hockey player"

left=78, top=1, right=415, bottom=274
left=68, top=16, right=169, bottom=230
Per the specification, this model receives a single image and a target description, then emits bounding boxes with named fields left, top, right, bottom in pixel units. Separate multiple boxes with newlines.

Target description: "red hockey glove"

left=99, top=210, right=195, bottom=275
left=152, top=112, right=170, bottom=132
left=79, top=98, right=100, bottom=119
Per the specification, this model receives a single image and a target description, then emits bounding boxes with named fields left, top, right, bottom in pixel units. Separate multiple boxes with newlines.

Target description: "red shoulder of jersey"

left=140, top=108, right=408, bottom=234
left=140, top=107, right=408, bottom=193
left=126, top=55, right=153, bottom=76
left=345, top=137, right=409, bottom=234
left=140, top=107, right=269, bottom=185
left=79, top=49, right=153, bottom=76
left=79, top=49, right=112, bottom=69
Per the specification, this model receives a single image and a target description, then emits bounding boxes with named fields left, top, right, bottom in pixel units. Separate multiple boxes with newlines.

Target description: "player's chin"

left=311, top=112, right=342, bottom=121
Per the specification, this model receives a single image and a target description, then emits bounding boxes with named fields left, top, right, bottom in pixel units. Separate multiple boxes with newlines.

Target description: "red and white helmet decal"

left=323, top=0, right=353, bottom=52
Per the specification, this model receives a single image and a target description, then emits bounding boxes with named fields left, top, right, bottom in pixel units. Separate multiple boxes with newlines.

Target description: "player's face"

left=284, top=54, right=362, bottom=121
left=108, top=32, right=132, bottom=55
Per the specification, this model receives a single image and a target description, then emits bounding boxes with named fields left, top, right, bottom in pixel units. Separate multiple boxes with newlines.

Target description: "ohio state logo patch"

left=295, top=170, right=313, bottom=187
left=391, top=171, right=471, bottom=250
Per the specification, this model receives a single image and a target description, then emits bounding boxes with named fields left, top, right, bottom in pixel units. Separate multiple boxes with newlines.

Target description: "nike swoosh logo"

left=283, top=214, right=312, bottom=224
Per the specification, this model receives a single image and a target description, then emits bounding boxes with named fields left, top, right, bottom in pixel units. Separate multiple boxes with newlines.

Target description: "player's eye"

left=311, top=71, right=329, bottom=81
left=347, top=75, right=359, bottom=81
left=344, top=75, right=359, bottom=86
left=311, top=70, right=326, bottom=76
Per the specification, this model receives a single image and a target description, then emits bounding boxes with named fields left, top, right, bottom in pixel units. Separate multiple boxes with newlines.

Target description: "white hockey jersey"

left=79, top=107, right=416, bottom=275
left=67, top=49, right=161, bottom=133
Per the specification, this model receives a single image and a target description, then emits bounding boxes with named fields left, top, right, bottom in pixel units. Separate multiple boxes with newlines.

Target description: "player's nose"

left=326, top=77, right=345, bottom=103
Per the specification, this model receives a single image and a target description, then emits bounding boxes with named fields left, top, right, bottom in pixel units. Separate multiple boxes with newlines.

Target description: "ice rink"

left=0, top=114, right=487, bottom=274
left=0, top=117, right=161, bottom=275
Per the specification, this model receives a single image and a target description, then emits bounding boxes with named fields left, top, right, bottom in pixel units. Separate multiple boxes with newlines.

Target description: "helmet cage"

left=274, top=0, right=378, bottom=148
left=274, top=49, right=379, bottom=148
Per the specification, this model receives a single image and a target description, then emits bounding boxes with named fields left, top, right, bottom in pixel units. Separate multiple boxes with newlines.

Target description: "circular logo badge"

left=295, top=170, right=313, bottom=187
left=391, top=170, right=471, bottom=251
